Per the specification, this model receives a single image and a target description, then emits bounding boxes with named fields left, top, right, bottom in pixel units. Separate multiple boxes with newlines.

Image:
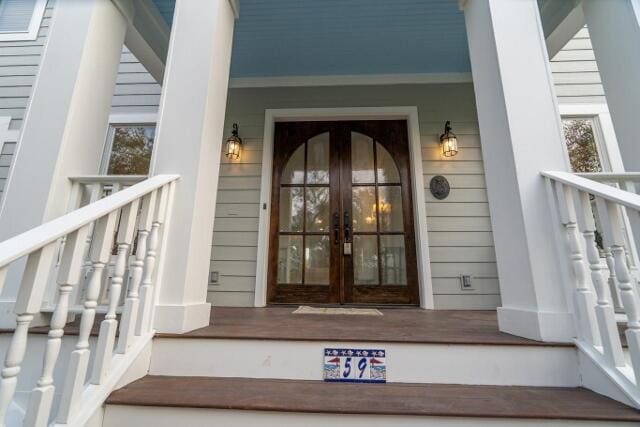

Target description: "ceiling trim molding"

left=228, top=72, right=473, bottom=88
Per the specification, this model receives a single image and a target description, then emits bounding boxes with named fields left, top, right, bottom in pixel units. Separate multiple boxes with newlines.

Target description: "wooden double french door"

left=267, top=121, right=419, bottom=305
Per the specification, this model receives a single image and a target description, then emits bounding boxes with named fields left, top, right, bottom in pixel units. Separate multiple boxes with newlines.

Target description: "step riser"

left=150, top=338, right=579, bottom=387
left=103, top=406, right=632, bottom=427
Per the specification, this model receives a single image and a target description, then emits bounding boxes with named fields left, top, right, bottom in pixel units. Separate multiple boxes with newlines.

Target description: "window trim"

left=0, top=0, right=47, bottom=42
left=558, top=103, right=623, bottom=173
left=101, top=113, right=158, bottom=175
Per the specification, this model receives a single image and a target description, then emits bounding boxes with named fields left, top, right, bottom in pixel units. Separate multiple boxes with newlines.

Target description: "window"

left=0, top=0, right=46, bottom=41
left=562, top=118, right=603, bottom=173
left=102, top=125, right=156, bottom=175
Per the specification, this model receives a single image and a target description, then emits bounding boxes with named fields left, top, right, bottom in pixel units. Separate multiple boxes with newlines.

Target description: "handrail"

left=0, top=174, right=178, bottom=273
left=68, top=175, right=147, bottom=185
left=0, top=173, right=179, bottom=425
left=577, top=172, right=640, bottom=181
left=541, top=171, right=640, bottom=212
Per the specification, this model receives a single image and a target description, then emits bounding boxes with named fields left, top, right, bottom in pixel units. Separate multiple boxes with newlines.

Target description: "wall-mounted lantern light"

left=225, top=123, right=242, bottom=160
left=439, top=121, right=458, bottom=157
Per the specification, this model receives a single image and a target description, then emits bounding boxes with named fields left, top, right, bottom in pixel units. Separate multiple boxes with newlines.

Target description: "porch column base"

left=153, top=302, right=212, bottom=334
left=497, top=306, right=575, bottom=343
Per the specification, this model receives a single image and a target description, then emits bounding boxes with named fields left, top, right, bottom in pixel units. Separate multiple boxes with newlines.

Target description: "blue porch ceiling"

left=152, top=0, right=471, bottom=77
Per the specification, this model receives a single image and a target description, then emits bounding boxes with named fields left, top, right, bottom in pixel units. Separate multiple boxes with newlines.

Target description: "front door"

left=267, top=120, right=419, bottom=305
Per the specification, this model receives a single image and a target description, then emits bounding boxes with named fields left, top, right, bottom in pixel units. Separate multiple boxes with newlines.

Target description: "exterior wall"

left=550, top=27, right=606, bottom=104
left=113, top=47, right=161, bottom=116
left=214, top=85, right=500, bottom=310
left=0, top=1, right=52, bottom=131
left=0, top=0, right=52, bottom=199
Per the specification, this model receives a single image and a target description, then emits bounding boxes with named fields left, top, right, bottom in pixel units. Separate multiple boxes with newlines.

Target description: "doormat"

left=293, top=306, right=383, bottom=316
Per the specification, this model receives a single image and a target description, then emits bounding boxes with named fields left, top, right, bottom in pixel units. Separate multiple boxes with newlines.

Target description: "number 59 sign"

left=323, top=348, right=386, bottom=383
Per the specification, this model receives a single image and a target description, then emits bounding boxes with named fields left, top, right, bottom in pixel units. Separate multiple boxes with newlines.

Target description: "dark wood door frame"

left=267, top=120, right=419, bottom=306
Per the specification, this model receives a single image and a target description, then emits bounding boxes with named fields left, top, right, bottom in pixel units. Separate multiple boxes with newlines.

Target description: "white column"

left=151, top=0, right=237, bottom=333
left=582, top=0, right=640, bottom=172
left=0, top=0, right=129, bottom=327
left=461, top=0, right=575, bottom=341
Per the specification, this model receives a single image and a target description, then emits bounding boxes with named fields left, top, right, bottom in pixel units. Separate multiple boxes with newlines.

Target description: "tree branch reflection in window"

left=107, top=126, right=155, bottom=175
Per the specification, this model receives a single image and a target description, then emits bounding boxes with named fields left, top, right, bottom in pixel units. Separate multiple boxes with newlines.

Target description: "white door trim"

left=254, top=107, right=434, bottom=309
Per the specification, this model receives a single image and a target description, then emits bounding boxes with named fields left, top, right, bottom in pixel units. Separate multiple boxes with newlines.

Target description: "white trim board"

left=229, top=73, right=472, bottom=89
left=254, top=107, right=434, bottom=309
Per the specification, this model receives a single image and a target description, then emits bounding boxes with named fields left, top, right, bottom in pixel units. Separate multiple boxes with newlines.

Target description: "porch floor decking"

left=159, top=307, right=571, bottom=346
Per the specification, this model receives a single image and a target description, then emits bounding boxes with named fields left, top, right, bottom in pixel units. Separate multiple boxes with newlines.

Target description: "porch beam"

left=540, top=0, right=584, bottom=58
left=150, top=0, right=237, bottom=333
left=582, top=0, right=640, bottom=173
left=122, top=0, right=171, bottom=83
left=461, top=0, right=575, bottom=341
left=0, top=0, right=129, bottom=327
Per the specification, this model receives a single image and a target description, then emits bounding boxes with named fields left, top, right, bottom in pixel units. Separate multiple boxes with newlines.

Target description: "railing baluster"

left=136, top=186, right=169, bottom=335
left=598, top=199, right=640, bottom=384
left=116, top=191, right=156, bottom=354
left=604, top=248, right=625, bottom=311
left=91, top=199, right=140, bottom=384
left=554, top=181, right=601, bottom=345
left=23, top=227, right=89, bottom=427
left=575, top=191, right=625, bottom=367
left=0, top=246, right=56, bottom=424
left=56, top=212, right=118, bottom=423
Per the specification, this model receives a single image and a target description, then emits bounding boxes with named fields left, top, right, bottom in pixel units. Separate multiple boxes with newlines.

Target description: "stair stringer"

left=577, top=340, right=639, bottom=408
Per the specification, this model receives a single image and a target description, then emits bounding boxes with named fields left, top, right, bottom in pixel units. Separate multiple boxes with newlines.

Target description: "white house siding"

left=550, top=27, right=606, bottom=104
left=213, top=85, right=500, bottom=310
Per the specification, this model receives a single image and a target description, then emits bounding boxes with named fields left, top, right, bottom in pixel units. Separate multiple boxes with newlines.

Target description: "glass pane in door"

left=380, top=235, right=407, bottom=285
left=307, top=133, right=330, bottom=184
left=353, top=235, right=379, bottom=285
left=351, top=133, right=375, bottom=183
left=352, top=186, right=377, bottom=232
left=279, top=187, right=304, bottom=232
left=277, top=236, right=303, bottom=284
left=378, top=186, right=404, bottom=232
left=305, top=187, right=330, bottom=232
left=305, top=236, right=330, bottom=284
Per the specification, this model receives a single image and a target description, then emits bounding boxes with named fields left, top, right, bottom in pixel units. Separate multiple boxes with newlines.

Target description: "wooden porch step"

left=106, top=376, right=640, bottom=422
left=158, top=307, right=571, bottom=346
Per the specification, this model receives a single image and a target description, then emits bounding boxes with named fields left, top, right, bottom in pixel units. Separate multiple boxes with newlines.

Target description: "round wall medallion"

left=430, top=175, right=450, bottom=200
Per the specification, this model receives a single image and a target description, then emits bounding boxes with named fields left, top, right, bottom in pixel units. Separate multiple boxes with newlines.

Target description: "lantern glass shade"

left=225, top=123, right=242, bottom=160
left=225, top=137, right=241, bottom=159
left=440, top=121, right=458, bottom=157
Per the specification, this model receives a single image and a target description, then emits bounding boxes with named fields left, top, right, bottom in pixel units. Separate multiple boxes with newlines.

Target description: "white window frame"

left=0, top=0, right=47, bottom=42
left=558, top=103, right=624, bottom=173
left=100, top=113, right=158, bottom=175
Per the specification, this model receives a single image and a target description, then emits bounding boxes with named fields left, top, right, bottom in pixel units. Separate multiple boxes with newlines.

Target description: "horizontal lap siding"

left=551, top=27, right=606, bottom=104
left=212, top=85, right=500, bottom=309
left=0, top=2, right=52, bottom=131
left=0, top=1, right=52, bottom=201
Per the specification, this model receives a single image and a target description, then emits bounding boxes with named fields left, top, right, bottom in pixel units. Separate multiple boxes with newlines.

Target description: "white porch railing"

left=543, top=171, right=640, bottom=407
left=0, top=174, right=178, bottom=426
left=40, top=176, right=147, bottom=314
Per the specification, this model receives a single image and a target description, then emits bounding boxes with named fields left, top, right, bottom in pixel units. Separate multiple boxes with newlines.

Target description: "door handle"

left=333, top=212, right=340, bottom=244
left=344, top=211, right=351, bottom=242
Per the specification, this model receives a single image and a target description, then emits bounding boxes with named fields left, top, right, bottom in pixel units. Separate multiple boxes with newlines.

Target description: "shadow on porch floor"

left=158, top=307, right=572, bottom=346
